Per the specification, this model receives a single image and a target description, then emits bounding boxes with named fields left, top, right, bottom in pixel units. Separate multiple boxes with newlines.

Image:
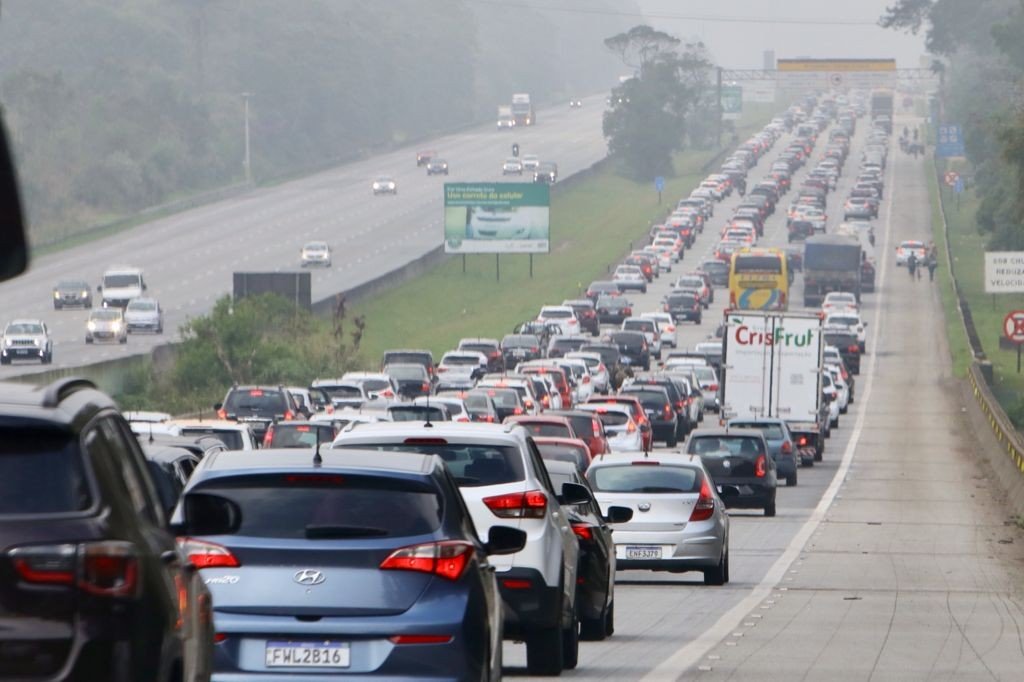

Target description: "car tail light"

left=513, top=407, right=523, bottom=415
left=263, top=425, right=274, bottom=447
left=8, top=544, right=76, bottom=585
left=797, top=435, right=809, bottom=447
left=848, top=345, right=859, bottom=354
left=626, top=421, right=637, bottom=433
left=283, top=410, right=294, bottom=421
left=708, top=383, right=719, bottom=391
left=755, top=454, right=767, bottom=478
left=484, top=414, right=495, bottom=423
left=502, top=578, right=533, bottom=589
left=531, top=347, right=539, bottom=353
left=781, top=440, right=793, bottom=454
left=542, top=394, right=550, bottom=408
left=10, top=542, right=140, bottom=597
left=664, top=404, right=674, bottom=419
left=483, top=490, right=547, bottom=519
left=421, top=382, right=431, bottom=392
left=380, top=541, right=473, bottom=581
left=624, top=307, right=632, bottom=315
left=389, top=634, right=454, bottom=645
left=571, top=522, right=595, bottom=542
left=456, top=416, right=470, bottom=423
left=177, top=538, right=241, bottom=569
left=690, top=477, right=715, bottom=521
left=664, top=304, right=670, bottom=312
left=840, top=367, right=849, bottom=380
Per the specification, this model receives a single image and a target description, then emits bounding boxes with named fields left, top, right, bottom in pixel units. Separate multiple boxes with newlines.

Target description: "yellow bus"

left=729, top=248, right=789, bottom=311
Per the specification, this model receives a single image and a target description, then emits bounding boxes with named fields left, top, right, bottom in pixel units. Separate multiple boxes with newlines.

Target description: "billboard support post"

left=529, top=254, right=533, bottom=278
left=496, top=254, right=500, bottom=282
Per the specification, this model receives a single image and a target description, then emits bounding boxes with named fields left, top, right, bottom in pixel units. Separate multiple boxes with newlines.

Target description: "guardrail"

left=933, top=157, right=1021, bottom=476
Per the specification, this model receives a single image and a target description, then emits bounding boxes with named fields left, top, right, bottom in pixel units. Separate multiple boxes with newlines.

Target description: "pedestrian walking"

left=927, top=254, right=938, bottom=281
left=907, top=252, right=918, bottom=280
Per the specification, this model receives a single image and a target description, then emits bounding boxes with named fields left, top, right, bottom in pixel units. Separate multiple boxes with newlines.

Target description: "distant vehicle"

left=686, top=428, right=778, bottom=516
left=521, top=154, right=540, bottom=171
left=98, top=265, right=146, bottom=308
left=426, top=157, right=449, bottom=175
left=1, top=318, right=52, bottom=364
left=511, top=92, right=535, bottom=126
left=803, top=235, right=862, bottom=306
left=497, top=105, right=516, bottom=128
left=300, top=240, right=332, bottom=267
left=52, top=278, right=93, bottom=309
left=502, top=157, right=523, bottom=175
left=729, top=248, right=789, bottom=311
left=124, top=297, right=164, bottom=334
left=534, top=162, right=558, bottom=184
left=569, top=98, right=582, bottom=108
left=415, top=149, right=436, bottom=166
left=372, top=174, right=397, bottom=195
left=85, top=307, right=127, bottom=344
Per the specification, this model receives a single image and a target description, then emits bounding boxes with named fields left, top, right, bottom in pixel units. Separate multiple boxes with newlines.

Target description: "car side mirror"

left=559, top=482, right=591, bottom=506
left=604, top=505, right=633, bottom=524
left=0, top=117, right=27, bottom=284
left=485, top=525, right=526, bottom=556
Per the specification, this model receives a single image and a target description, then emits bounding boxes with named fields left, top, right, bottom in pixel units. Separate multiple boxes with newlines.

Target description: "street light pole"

left=241, top=92, right=252, bottom=184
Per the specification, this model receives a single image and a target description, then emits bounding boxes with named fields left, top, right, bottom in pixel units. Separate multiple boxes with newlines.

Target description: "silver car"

left=300, top=241, right=331, bottom=267
left=587, top=452, right=730, bottom=584
left=124, top=297, right=163, bottom=334
left=85, top=307, right=127, bottom=344
left=1, top=319, right=53, bottom=364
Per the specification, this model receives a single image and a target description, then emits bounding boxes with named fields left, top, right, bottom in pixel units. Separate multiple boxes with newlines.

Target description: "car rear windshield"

left=588, top=465, right=699, bottom=493
left=824, top=332, right=857, bottom=347
left=518, top=422, right=572, bottom=438
left=461, top=342, right=497, bottom=355
left=0, top=427, right=92, bottom=515
left=186, top=477, right=442, bottom=538
left=268, top=425, right=335, bottom=448
left=318, top=385, right=363, bottom=399
left=623, top=320, right=655, bottom=332
left=730, top=423, right=785, bottom=440
left=668, top=294, right=697, bottom=305
left=581, top=345, right=619, bottom=366
left=442, top=355, right=480, bottom=366
left=389, top=406, right=447, bottom=422
left=611, top=333, right=644, bottom=348
left=503, top=335, right=538, bottom=348
left=542, top=309, right=572, bottom=318
left=383, top=352, right=431, bottom=367
left=481, top=388, right=521, bottom=409
left=622, top=389, right=668, bottom=408
left=589, top=410, right=629, bottom=427
left=225, top=389, right=286, bottom=413
left=340, top=443, right=525, bottom=486
left=688, top=436, right=764, bottom=458
left=387, top=365, right=428, bottom=380
left=180, top=428, right=244, bottom=450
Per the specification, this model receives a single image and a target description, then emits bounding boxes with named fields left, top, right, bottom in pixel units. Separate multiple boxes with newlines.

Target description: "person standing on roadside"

left=927, top=253, right=938, bottom=281
left=907, top=252, right=918, bottom=280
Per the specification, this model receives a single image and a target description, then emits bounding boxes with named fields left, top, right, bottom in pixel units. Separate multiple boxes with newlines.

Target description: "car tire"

left=641, top=286, right=647, bottom=294
left=695, top=316, right=702, bottom=325
left=119, top=336, right=127, bottom=344
left=85, top=337, right=93, bottom=344
left=830, top=417, right=839, bottom=429
left=764, top=495, right=777, bottom=517
left=666, top=432, right=678, bottom=448
left=562, top=602, right=580, bottom=670
left=126, top=328, right=132, bottom=334
left=840, top=404, right=848, bottom=415
left=0, top=356, right=9, bottom=365
left=525, top=623, right=564, bottom=676
left=786, top=470, right=798, bottom=487
left=53, top=303, right=62, bottom=310
left=157, top=325, right=163, bottom=334
left=704, top=548, right=728, bottom=586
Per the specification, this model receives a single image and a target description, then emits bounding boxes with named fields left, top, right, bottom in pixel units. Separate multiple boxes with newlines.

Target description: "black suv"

left=0, top=378, right=212, bottom=680
left=608, top=330, right=650, bottom=371
left=215, top=385, right=303, bottom=441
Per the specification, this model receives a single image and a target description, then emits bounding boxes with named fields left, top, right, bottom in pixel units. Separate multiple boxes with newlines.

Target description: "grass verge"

left=935, top=159, right=1024, bottom=414
left=352, top=109, right=773, bottom=363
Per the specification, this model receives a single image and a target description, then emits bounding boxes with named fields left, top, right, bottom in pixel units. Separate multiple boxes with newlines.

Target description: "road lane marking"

left=640, top=134, right=899, bottom=682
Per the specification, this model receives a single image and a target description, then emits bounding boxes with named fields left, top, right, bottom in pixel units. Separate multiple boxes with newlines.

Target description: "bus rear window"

left=734, top=256, right=782, bottom=273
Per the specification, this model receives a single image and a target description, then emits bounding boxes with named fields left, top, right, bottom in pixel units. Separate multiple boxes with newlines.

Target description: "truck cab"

left=98, top=265, right=146, bottom=308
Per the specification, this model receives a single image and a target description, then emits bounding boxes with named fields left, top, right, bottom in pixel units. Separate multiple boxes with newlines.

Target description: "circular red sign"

left=944, top=171, right=960, bottom=187
left=1003, top=310, right=1024, bottom=344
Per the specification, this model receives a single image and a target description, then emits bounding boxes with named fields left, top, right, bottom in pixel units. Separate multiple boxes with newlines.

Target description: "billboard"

left=776, top=58, right=897, bottom=92
left=444, top=183, right=550, bottom=254
left=985, top=252, right=1024, bottom=293
left=233, top=272, right=312, bottom=310
left=721, top=85, right=743, bottom=121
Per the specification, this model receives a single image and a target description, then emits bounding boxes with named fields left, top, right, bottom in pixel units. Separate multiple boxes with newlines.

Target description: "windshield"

left=386, top=364, right=427, bottom=380
left=338, top=443, right=525, bottom=486
left=5, top=322, right=42, bottom=334
left=127, top=300, right=156, bottom=311
left=90, top=309, right=121, bottom=321
left=103, top=274, right=140, bottom=288
left=588, top=465, right=699, bottom=494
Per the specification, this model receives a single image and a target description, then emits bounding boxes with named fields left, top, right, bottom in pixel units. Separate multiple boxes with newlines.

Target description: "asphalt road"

left=502, top=117, right=1024, bottom=679
left=0, top=95, right=609, bottom=378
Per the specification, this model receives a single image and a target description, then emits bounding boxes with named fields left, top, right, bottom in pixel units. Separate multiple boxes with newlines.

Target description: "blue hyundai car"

left=172, top=448, right=525, bottom=680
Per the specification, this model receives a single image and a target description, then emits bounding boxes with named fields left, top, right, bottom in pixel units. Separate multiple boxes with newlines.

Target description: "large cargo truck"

left=803, top=234, right=863, bottom=306
left=511, top=93, right=535, bottom=126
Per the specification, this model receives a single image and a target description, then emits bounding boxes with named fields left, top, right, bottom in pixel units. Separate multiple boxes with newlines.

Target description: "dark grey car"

left=685, top=427, right=778, bottom=516
left=52, top=278, right=93, bottom=309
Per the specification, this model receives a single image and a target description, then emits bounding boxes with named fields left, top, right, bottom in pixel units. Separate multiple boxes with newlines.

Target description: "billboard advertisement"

left=444, top=183, right=550, bottom=254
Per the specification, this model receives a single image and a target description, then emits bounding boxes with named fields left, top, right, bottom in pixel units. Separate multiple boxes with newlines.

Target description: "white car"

left=566, top=351, right=610, bottom=394
left=311, top=378, right=371, bottom=409
left=123, top=297, right=164, bottom=334
left=559, top=356, right=594, bottom=404
left=172, top=420, right=258, bottom=451
left=85, top=308, right=127, bottom=344
left=537, top=305, right=581, bottom=336
left=621, top=317, right=661, bottom=355
left=437, top=350, right=488, bottom=389
left=587, top=452, right=730, bottom=583
left=577, top=403, right=642, bottom=452
left=413, top=395, right=472, bottom=422
left=641, top=312, right=677, bottom=349
left=824, top=366, right=850, bottom=414
left=825, top=312, right=867, bottom=352
left=613, top=265, right=647, bottom=293
left=521, top=154, right=540, bottom=171
left=331, top=422, right=583, bottom=675
left=340, top=372, right=401, bottom=401
left=300, top=240, right=332, bottom=267
left=821, top=373, right=841, bottom=428
left=502, top=157, right=523, bottom=175
left=821, top=291, right=859, bottom=314
left=371, top=175, right=397, bottom=195
left=896, top=239, right=927, bottom=266
left=1, top=319, right=53, bottom=364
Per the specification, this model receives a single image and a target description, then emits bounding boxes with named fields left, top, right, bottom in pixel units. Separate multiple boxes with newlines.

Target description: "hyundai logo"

left=637, top=502, right=651, bottom=512
left=294, top=569, right=326, bottom=586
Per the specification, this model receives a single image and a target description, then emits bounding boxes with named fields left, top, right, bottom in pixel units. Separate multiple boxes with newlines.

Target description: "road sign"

left=654, top=176, right=665, bottom=192
left=954, top=176, right=964, bottom=194
left=936, top=124, right=965, bottom=158
left=1005, top=311, right=1024, bottom=344
left=985, top=251, right=1024, bottom=293
left=944, top=171, right=959, bottom=187
left=828, top=72, right=844, bottom=87
left=721, top=85, right=742, bottom=121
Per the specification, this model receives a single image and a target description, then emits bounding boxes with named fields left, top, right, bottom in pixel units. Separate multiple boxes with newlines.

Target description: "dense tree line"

left=882, top=0, right=1024, bottom=248
left=0, top=0, right=637, bottom=244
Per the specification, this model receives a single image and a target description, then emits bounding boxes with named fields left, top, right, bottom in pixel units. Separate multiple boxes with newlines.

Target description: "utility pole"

left=241, top=92, right=252, bottom=184
left=716, top=66, right=723, bottom=148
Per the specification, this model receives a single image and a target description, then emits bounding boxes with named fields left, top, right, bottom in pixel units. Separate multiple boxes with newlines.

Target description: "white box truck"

left=720, top=310, right=823, bottom=424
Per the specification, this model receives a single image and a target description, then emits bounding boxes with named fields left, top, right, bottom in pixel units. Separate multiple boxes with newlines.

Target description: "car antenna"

left=424, top=392, right=434, bottom=428
left=313, top=427, right=323, bottom=467
left=148, top=422, right=154, bottom=445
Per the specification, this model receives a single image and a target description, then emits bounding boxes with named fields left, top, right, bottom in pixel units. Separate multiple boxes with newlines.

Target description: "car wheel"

left=120, top=336, right=127, bottom=344
left=764, top=495, right=777, bottom=517
left=704, top=548, right=728, bottom=585
left=157, top=325, right=163, bottom=334
left=525, top=621, right=564, bottom=675
left=580, top=606, right=607, bottom=642
left=53, top=303, right=61, bottom=310
left=126, top=328, right=132, bottom=334
left=786, top=470, right=798, bottom=487
left=0, top=356, right=9, bottom=365
left=695, top=316, right=702, bottom=325
left=666, top=432, right=678, bottom=448
left=641, top=286, right=647, bottom=293
left=815, top=446, right=823, bottom=462
left=85, top=337, right=93, bottom=344
left=830, top=417, right=839, bottom=429
left=840, top=404, right=848, bottom=415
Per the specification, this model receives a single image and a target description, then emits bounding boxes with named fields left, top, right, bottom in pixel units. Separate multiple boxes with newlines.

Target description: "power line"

left=456, top=0, right=882, bottom=27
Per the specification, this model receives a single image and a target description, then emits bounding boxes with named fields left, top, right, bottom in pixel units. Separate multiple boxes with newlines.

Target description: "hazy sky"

left=633, top=0, right=928, bottom=69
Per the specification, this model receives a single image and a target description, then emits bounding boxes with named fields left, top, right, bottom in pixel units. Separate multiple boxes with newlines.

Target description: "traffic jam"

left=3, top=92, right=885, bottom=680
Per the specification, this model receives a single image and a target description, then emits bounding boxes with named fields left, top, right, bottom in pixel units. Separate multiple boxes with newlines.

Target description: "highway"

left=500, top=116, right=1024, bottom=679
left=0, top=95, right=609, bottom=378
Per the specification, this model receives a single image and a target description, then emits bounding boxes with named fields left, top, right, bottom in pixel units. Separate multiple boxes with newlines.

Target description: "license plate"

left=625, top=545, right=662, bottom=560
left=265, top=641, right=350, bottom=668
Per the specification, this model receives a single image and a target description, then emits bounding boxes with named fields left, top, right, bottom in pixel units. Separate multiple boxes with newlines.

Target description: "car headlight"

left=53, top=291, right=60, bottom=299
left=388, top=183, right=395, bottom=189
left=87, top=321, right=97, bottom=331
left=372, top=183, right=380, bottom=189
left=111, top=322, right=122, bottom=331
left=81, top=290, right=89, bottom=297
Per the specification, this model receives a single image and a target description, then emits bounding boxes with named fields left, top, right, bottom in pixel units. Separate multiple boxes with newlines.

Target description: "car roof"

left=192, top=448, right=442, bottom=481
left=331, top=420, right=526, bottom=443
left=688, top=427, right=767, bottom=439
left=588, top=451, right=704, bottom=468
